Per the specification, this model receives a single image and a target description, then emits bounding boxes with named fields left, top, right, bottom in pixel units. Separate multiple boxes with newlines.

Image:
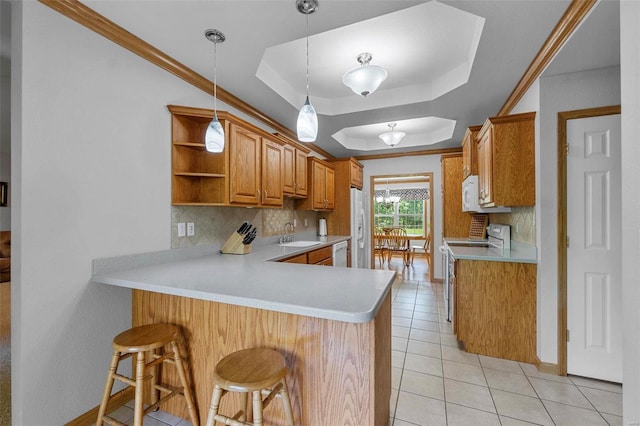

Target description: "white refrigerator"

left=350, top=188, right=368, bottom=268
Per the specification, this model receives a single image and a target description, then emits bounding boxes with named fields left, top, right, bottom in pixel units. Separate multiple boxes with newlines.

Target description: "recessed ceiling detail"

left=332, top=117, right=456, bottom=151
left=256, top=1, right=485, bottom=116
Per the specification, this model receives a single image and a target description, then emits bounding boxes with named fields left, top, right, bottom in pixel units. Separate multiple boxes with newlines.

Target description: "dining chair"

left=373, top=227, right=388, bottom=267
left=386, top=228, right=410, bottom=266
left=410, top=231, right=431, bottom=267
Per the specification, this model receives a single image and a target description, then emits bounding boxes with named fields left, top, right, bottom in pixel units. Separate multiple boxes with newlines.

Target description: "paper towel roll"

left=319, top=218, right=327, bottom=236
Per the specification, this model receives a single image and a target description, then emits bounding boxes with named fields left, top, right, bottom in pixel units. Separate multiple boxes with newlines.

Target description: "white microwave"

left=462, top=175, right=511, bottom=213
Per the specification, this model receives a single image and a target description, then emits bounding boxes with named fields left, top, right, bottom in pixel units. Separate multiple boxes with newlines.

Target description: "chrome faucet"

left=279, top=222, right=295, bottom=244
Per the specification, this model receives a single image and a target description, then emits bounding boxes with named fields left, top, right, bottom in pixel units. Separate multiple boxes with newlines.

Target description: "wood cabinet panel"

left=132, top=289, right=391, bottom=425
left=455, top=259, right=537, bottom=363
left=296, top=157, right=335, bottom=211
left=307, top=246, right=333, bottom=265
left=441, top=154, right=472, bottom=238
left=462, top=125, right=482, bottom=179
left=477, top=112, right=536, bottom=207
left=283, top=144, right=295, bottom=195
left=294, top=149, right=308, bottom=197
left=230, top=123, right=261, bottom=205
left=261, top=137, right=284, bottom=206
left=325, top=158, right=364, bottom=236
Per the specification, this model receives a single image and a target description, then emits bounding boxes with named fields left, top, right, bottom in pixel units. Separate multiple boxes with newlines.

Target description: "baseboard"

left=535, top=356, right=560, bottom=375
left=65, top=386, right=134, bottom=426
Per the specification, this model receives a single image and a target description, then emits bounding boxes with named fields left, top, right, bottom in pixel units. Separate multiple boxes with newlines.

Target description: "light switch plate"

left=177, top=222, right=186, bottom=237
left=187, top=222, right=195, bottom=237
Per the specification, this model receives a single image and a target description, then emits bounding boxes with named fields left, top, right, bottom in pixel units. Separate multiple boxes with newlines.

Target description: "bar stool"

left=205, top=348, right=295, bottom=426
left=96, top=323, right=199, bottom=426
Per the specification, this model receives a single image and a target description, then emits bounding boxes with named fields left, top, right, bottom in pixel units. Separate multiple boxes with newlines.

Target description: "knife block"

left=220, top=231, right=252, bottom=255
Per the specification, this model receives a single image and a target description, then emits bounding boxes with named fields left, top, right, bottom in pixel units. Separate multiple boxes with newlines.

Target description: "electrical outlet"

left=187, top=222, right=195, bottom=237
left=177, top=223, right=186, bottom=237
left=304, top=219, right=308, bottom=227
left=293, top=219, right=297, bottom=227
left=516, top=223, right=520, bottom=233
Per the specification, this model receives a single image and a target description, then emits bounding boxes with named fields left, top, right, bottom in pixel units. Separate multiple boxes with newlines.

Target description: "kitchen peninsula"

left=92, top=236, right=394, bottom=426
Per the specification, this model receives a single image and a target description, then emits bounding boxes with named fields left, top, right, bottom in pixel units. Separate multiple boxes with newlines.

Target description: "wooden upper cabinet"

left=461, top=125, right=482, bottom=179
left=441, top=154, right=472, bottom=238
left=260, top=137, right=284, bottom=207
left=281, top=137, right=309, bottom=198
left=296, top=157, right=335, bottom=211
left=283, top=144, right=296, bottom=195
left=294, top=149, right=308, bottom=197
left=170, top=105, right=287, bottom=208
left=230, top=123, right=261, bottom=205
left=349, top=160, right=364, bottom=189
left=477, top=112, right=536, bottom=207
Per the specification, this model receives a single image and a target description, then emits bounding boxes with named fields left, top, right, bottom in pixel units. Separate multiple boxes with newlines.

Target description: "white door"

left=567, top=114, right=622, bottom=382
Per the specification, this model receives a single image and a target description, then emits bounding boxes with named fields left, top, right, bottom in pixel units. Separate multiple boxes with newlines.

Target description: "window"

left=374, top=199, right=425, bottom=237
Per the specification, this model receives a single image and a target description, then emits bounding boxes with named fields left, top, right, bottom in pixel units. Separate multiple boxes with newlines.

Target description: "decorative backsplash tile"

left=171, top=199, right=321, bottom=248
left=489, top=206, right=536, bottom=245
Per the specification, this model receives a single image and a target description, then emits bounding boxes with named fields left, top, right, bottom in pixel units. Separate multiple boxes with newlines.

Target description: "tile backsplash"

left=171, top=199, right=321, bottom=248
left=489, top=206, right=536, bottom=245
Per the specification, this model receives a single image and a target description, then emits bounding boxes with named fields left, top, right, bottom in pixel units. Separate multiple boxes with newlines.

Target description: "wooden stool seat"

left=206, top=348, right=294, bottom=426
left=97, top=323, right=199, bottom=426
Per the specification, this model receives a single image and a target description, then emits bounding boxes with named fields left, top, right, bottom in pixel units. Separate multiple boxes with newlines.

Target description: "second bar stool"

left=96, top=323, right=199, bottom=426
left=206, top=347, right=295, bottom=426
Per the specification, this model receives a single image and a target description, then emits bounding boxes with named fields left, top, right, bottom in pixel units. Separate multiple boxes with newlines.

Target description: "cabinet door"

left=462, top=136, right=472, bottom=180
left=261, top=138, right=284, bottom=207
left=325, top=166, right=335, bottom=209
left=312, top=161, right=327, bottom=210
left=350, top=161, right=363, bottom=189
left=441, top=155, right=471, bottom=237
left=477, top=132, right=493, bottom=205
left=230, top=124, right=261, bottom=205
left=282, top=144, right=295, bottom=195
left=295, top=149, right=308, bottom=196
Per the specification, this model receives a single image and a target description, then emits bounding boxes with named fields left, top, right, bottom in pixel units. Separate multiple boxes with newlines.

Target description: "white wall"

left=620, top=1, right=640, bottom=423
left=362, top=155, right=443, bottom=279
left=536, top=66, right=620, bottom=365
left=10, top=3, right=219, bottom=423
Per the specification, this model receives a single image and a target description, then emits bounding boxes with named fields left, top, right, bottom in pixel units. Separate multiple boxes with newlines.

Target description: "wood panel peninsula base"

left=455, top=259, right=537, bottom=364
left=132, top=289, right=391, bottom=426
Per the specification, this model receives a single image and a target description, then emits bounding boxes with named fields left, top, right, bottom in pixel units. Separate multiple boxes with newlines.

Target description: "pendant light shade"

left=342, top=53, right=388, bottom=97
left=296, top=0, right=318, bottom=142
left=204, top=29, right=226, bottom=153
left=297, top=96, right=318, bottom=142
left=379, top=123, right=406, bottom=147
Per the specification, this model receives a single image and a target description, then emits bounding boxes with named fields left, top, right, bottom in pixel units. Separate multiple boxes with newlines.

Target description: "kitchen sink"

left=278, top=241, right=323, bottom=248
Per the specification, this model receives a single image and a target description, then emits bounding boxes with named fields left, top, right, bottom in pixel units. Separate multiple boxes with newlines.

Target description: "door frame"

left=557, top=105, right=621, bottom=376
left=369, top=172, right=435, bottom=282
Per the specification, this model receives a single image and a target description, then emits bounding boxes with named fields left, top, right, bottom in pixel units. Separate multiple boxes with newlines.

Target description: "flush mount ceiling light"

left=296, top=0, right=319, bottom=143
left=204, top=29, right=226, bottom=153
left=342, top=52, right=388, bottom=97
left=379, top=123, right=406, bottom=147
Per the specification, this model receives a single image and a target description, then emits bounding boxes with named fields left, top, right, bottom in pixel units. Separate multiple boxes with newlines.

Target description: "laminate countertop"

left=444, top=239, right=537, bottom=264
left=92, top=235, right=396, bottom=324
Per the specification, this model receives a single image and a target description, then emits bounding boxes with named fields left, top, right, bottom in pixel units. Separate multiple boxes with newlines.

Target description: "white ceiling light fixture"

left=204, top=29, right=226, bottom=153
left=379, top=123, right=406, bottom=147
left=296, top=0, right=319, bottom=143
left=342, top=52, right=388, bottom=97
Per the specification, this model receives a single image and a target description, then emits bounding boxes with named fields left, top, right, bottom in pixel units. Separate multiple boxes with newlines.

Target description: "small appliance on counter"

left=221, top=221, right=256, bottom=255
left=318, top=217, right=327, bottom=237
left=487, top=224, right=511, bottom=250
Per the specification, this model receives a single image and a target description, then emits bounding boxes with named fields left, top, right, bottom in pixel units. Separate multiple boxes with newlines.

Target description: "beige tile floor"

left=388, top=271, right=623, bottom=426
left=102, top=255, right=624, bottom=426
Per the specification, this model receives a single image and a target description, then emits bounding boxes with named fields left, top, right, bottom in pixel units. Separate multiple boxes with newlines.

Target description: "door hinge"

left=567, top=329, right=570, bottom=342
left=566, top=144, right=569, bottom=156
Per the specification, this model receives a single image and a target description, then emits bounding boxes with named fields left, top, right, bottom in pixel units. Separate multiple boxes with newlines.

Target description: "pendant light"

left=379, top=123, right=406, bottom=147
left=296, top=0, right=319, bottom=143
left=204, top=29, right=226, bottom=153
left=342, top=52, right=388, bottom=97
